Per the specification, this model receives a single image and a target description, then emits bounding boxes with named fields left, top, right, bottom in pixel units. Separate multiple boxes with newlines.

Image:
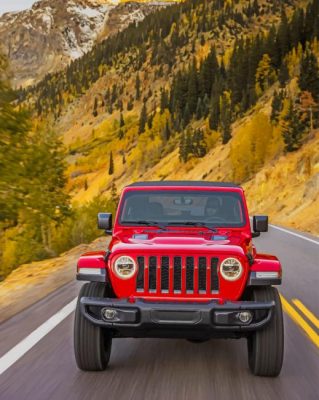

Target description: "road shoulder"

left=0, top=237, right=108, bottom=324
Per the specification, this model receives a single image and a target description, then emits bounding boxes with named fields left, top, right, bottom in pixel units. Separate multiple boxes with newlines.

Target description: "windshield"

left=119, top=190, right=246, bottom=228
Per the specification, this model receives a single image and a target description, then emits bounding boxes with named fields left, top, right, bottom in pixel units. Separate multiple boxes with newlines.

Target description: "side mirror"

left=97, top=213, right=112, bottom=232
left=252, top=215, right=268, bottom=237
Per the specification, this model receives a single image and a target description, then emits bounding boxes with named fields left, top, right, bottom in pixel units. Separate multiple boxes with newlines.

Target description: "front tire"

left=74, top=282, right=112, bottom=371
left=247, top=287, right=284, bottom=377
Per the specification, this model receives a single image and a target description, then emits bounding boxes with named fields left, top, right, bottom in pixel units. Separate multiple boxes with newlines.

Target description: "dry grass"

left=0, top=237, right=109, bottom=323
left=244, top=130, right=319, bottom=235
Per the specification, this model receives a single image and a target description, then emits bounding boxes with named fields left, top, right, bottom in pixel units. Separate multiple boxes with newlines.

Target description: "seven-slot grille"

left=136, top=255, right=219, bottom=294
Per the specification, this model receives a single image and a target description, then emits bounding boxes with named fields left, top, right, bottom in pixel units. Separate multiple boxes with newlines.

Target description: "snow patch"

left=63, top=2, right=112, bottom=59
left=62, top=27, right=84, bottom=59
left=40, top=8, right=53, bottom=32
left=67, top=3, right=110, bottom=20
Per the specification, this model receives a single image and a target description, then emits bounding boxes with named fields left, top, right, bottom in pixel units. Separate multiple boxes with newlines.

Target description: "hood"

left=109, top=230, right=250, bottom=257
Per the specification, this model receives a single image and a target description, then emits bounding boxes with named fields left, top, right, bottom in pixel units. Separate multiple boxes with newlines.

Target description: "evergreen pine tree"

left=160, top=88, right=169, bottom=113
left=147, top=113, right=154, bottom=129
left=220, top=92, right=232, bottom=144
left=138, top=102, right=147, bottom=134
left=0, top=54, right=32, bottom=222
left=111, top=84, right=117, bottom=104
left=282, top=102, right=305, bottom=152
left=278, top=60, right=289, bottom=88
left=92, top=97, right=98, bottom=117
left=187, top=59, right=199, bottom=115
left=202, top=94, right=210, bottom=117
left=117, top=99, right=123, bottom=112
left=179, top=132, right=187, bottom=162
left=120, top=113, right=125, bottom=127
left=266, top=24, right=280, bottom=68
left=199, top=46, right=219, bottom=97
left=209, top=95, right=220, bottom=130
left=182, top=103, right=191, bottom=127
left=118, top=129, right=124, bottom=140
left=277, top=9, right=290, bottom=62
left=196, top=98, right=203, bottom=120
left=162, top=120, right=171, bottom=142
left=185, top=131, right=192, bottom=159
left=193, top=129, right=207, bottom=157
left=23, top=128, right=71, bottom=251
left=289, top=9, right=303, bottom=49
left=271, top=90, right=284, bottom=123
left=127, top=96, right=134, bottom=111
left=299, top=48, right=319, bottom=102
left=135, top=73, right=141, bottom=100
left=108, top=151, right=114, bottom=175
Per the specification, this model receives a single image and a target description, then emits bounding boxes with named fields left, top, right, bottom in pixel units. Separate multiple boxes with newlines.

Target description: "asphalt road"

left=0, top=225, right=318, bottom=400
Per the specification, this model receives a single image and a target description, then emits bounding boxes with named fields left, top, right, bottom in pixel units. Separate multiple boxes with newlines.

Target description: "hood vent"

left=133, top=234, right=149, bottom=240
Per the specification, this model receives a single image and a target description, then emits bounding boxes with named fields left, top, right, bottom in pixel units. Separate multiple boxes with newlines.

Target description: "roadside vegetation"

left=0, top=57, right=118, bottom=280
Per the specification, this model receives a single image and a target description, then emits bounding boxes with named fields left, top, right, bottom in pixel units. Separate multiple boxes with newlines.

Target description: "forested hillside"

left=1, top=0, right=319, bottom=280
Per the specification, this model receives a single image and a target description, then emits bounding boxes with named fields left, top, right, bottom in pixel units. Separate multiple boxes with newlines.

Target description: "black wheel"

left=247, top=287, right=284, bottom=377
left=74, top=282, right=112, bottom=371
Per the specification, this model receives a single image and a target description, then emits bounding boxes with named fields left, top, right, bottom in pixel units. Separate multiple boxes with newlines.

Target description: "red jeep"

left=74, top=181, right=284, bottom=376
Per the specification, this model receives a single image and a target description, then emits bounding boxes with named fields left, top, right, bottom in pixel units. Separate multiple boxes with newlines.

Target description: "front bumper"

left=80, top=297, right=274, bottom=339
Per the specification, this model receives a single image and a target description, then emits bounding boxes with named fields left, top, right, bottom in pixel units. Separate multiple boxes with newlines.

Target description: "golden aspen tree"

left=255, top=54, right=276, bottom=96
left=230, top=113, right=272, bottom=182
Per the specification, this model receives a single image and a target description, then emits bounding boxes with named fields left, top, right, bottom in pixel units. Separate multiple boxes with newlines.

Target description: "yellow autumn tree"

left=130, top=110, right=171, bottom=174
left=255, top=54, right=276, bottom=96
left=230, top=112, right=273, bottom=182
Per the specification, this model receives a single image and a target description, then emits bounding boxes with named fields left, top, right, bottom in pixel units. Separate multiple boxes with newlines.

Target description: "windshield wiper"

left=167, top=222, right=217, bottom=232
left=121, top=220, right=167, bottom=230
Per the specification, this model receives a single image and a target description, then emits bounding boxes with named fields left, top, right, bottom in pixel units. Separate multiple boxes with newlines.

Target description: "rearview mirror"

left=253, top=215, right=268, bottom=235
left=97, top=213, right=112, bottom=232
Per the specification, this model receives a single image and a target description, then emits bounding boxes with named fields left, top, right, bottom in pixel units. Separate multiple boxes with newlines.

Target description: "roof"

left=127, top=181, right=240, bottom=188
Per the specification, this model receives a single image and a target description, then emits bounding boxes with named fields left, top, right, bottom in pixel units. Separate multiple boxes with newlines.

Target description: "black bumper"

left=80, top=297, right=274, bottom=339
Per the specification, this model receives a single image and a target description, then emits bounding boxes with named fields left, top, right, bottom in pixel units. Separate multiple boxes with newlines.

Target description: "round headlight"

left=114, top=256, right=137, bottom=279
left=220, top=258, right=243, bottom=281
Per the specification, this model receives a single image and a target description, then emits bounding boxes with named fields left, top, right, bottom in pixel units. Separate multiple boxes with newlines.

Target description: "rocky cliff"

left=0, top=0, right=173, bottom=87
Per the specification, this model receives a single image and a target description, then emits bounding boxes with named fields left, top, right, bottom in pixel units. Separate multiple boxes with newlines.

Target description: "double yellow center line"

left=280, top=295, right=319, bottom=349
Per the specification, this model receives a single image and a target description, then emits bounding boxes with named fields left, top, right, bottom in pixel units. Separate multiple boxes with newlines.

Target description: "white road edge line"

left=269, top=224, right=319, bottom=245
left=0, top=298, right=77, bottom=376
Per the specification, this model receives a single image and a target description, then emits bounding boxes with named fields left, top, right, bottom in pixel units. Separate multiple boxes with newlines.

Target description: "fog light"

left=102, top=308, right=117, bottom=320
left=237, top=311, right=253, bottom=324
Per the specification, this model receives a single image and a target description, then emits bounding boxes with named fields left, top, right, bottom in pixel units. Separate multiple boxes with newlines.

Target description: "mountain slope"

left=1, top=0, right=318, bottom=282
left=0, top=0, right=175, bottom=88
left=48, top=0, right=316, bottom=235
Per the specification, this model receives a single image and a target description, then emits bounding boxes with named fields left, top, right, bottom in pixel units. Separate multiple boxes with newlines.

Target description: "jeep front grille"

left=136, top=256, right=219, bottom=295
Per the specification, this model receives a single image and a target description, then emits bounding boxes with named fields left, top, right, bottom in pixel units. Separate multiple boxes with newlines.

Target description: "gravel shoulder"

left=0, top=237, right=109, bottom=324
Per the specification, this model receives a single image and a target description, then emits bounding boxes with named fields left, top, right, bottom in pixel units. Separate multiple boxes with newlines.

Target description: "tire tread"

left=248, top=286, right=284, bottom=377
left=74, top=282, right=112, bottom=371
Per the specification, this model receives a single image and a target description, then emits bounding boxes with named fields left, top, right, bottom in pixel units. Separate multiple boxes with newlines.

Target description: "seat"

left=205, top=197, right=221, bottom=217
left=147, top=202, right=164, bottom=219
left=220, top=197, right=240, bottom=222
left=125, top=197, right=149, bottom=221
